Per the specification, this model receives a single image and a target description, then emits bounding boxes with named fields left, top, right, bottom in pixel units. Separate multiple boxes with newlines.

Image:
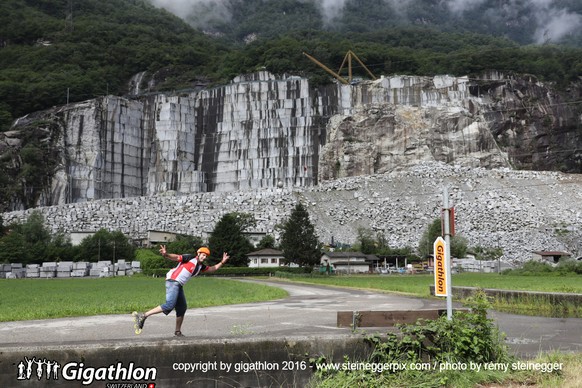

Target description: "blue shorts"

left=161, top=280, right=187, bottom=317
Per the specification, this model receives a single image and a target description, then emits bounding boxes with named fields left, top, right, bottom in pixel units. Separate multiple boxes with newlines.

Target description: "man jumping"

left=133, top=245, right=230, bottom=336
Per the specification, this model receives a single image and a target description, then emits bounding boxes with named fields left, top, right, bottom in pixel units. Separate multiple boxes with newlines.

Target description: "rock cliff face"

left=2, top=72, right=581, bottom=262
left=2, top=72, right=332, bottom=209
left=1, top=71, right=580, bottom=211
left=319, top=73, right=582, bottom=180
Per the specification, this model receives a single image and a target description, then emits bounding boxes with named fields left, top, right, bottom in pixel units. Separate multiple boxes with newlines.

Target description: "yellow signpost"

left=433, top=236, right=448, bottom=297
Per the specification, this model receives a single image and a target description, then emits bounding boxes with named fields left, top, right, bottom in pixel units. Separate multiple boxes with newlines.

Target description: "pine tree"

left=279, top=203, right=320, bottom=267
left=208, top=212, right=255, bottom=267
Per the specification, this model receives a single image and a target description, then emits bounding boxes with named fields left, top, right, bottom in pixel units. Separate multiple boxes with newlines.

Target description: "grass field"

left=2, top=272, right=582, bottom=322
left=275, top=273, right=582, bottom=317
left=0, top=276, right=288, bottom=322
left=2, top=273, right=582, bottom=387
left=277, top=273, right=582, bottom=297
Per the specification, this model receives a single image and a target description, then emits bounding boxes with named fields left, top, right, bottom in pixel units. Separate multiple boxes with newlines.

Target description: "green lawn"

left=278, top=273, right=582, bottom=297
left=276, top=273, right=582, bottom=317
left=0, top=276, right=288, bottom=322
left=3, top=273, right=581, bottom=322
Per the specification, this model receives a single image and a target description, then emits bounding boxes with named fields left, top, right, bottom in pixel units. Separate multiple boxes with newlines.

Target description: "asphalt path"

left=1, top=278, right=581, bottom=358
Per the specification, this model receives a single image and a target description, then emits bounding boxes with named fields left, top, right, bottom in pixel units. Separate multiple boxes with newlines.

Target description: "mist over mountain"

left=1, top=0, right=581, bottom=131
left=148, top=0, right=582, bottom=46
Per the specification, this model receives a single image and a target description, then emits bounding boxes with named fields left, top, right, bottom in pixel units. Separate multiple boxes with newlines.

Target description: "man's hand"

left=221, top=252, right=230, bottom=264
left=159, top=244, right=167, bottom=257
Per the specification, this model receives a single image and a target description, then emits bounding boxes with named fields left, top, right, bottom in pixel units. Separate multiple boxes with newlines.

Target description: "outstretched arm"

left=159, top=244, right=180, bottom=262
left=204, top=252, right=230, bottom=273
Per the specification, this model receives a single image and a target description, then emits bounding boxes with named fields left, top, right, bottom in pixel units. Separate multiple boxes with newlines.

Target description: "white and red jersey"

left=165, top=254, right=208, bottom=285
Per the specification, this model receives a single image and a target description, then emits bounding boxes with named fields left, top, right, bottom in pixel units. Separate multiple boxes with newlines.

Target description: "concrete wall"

left=1, top=335, right=372, bottom=387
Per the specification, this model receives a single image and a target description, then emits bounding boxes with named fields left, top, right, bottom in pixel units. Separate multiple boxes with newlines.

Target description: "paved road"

left=1, top=278, right=581, bottom=358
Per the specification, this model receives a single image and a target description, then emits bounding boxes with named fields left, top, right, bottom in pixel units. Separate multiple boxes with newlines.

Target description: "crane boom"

left=303, top=51, right=377, bottom=84
left=302, top=52, right=349, bottom=84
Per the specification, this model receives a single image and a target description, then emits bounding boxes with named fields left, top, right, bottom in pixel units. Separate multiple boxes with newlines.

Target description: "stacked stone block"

left=2, top=263, right=25, bottom=279
left=453, top=259, right=503, bottom=273
left=91, top=261, right=114, bottom=277
left=40, top=263, right=57, bottom=278
left=131, top=261, right=141, bottom=274
left=115, top=260, right=127, bottom=276
left=57, top=262, right=73, bottom=278
left=71, top=262, right=90, bottom=277
left=0, top=264, right=11, bottom=279
left=25, top=264, right=40, bottom=278
left=17, top=261, right=139, bottom=278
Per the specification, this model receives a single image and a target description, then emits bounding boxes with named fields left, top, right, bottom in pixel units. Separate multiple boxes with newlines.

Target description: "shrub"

left=204, top=267, right=310, bottom=277
left=311, top=290, right=513, bottom=387
left=138, top=261, right=311, bottom=278
left=502, top=259, right=582, bottom=276
left=555, top=259, right=582, bottom=275
left=135, top=248, right=173, bottom=276
left=502, top=260, right=554, bottom=275
left=367, top=291, right=511, bottom=365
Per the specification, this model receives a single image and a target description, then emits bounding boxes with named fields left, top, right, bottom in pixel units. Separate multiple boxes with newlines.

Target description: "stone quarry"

left=3, top=161, right=582, bottom=265
left=1, top=70, right=581, bottom=265
left=3, top=70, right=580, bottom=211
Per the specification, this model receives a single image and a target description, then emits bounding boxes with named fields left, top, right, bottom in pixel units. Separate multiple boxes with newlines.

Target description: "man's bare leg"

left=175, top=315, right=184, bottom=334
left=145, top=305, right=163, bottom=318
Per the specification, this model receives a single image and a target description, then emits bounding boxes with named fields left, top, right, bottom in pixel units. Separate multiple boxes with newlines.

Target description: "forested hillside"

left=174, top=0, right=582, bottom=46
left=1, top=0, right=581, bottom=132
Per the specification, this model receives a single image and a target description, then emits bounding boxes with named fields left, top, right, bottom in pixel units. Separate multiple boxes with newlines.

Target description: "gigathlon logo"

left=16, top=357, right=156, bottom=386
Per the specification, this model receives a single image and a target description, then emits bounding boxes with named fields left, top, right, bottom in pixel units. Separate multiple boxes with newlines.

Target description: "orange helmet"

left=197, top=247, right=210, bottom=256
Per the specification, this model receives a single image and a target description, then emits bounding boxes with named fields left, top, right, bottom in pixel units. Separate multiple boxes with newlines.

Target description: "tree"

left=418, top=218, right=443, bottom=259
left=208, top=212, right=256, bottom=267
left=167, top=234, right=204, bottom=254
left=44, top=231, right=77, bottom=263
left=76, top=229, right=135, bottom=263
left=19, top=211, right=51, bottom=264
left=0, top=102, right=12, bottom=132
left=279, top=202, right=320, bottom=267
left=0, top=210, right=52, bottom=264
left=0, top=228, right=27, bottom=264
left=256, top=234, right=276, bottom=250
left=356, top=227, right=376, bottom=254
left=418, top=218, right=468, bottom=259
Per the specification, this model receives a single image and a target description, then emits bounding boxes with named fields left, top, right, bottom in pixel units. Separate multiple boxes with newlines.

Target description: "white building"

left=247, top=248, right=286, bottom=268
left=320, top=252, right=378, bottom=274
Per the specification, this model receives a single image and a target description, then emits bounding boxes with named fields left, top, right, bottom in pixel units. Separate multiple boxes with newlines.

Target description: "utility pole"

left=442, top=187, right=453, bottom=320
left=113, top=240, right=116, bottom=277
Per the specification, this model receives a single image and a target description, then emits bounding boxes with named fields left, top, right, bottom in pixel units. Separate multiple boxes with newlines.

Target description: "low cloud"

left=149, top=0, right=235, bottom=29
left=532, top=5, right=582, bottom=43
left=446, top=0, right=488, bottom=14
left=148, top=0, right=582, bottom=44
left=446, top=0, right=582, bottom=44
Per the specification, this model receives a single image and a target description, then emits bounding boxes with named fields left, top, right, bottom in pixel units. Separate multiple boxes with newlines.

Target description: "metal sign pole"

left=443, top=187, right=453, bottom=320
